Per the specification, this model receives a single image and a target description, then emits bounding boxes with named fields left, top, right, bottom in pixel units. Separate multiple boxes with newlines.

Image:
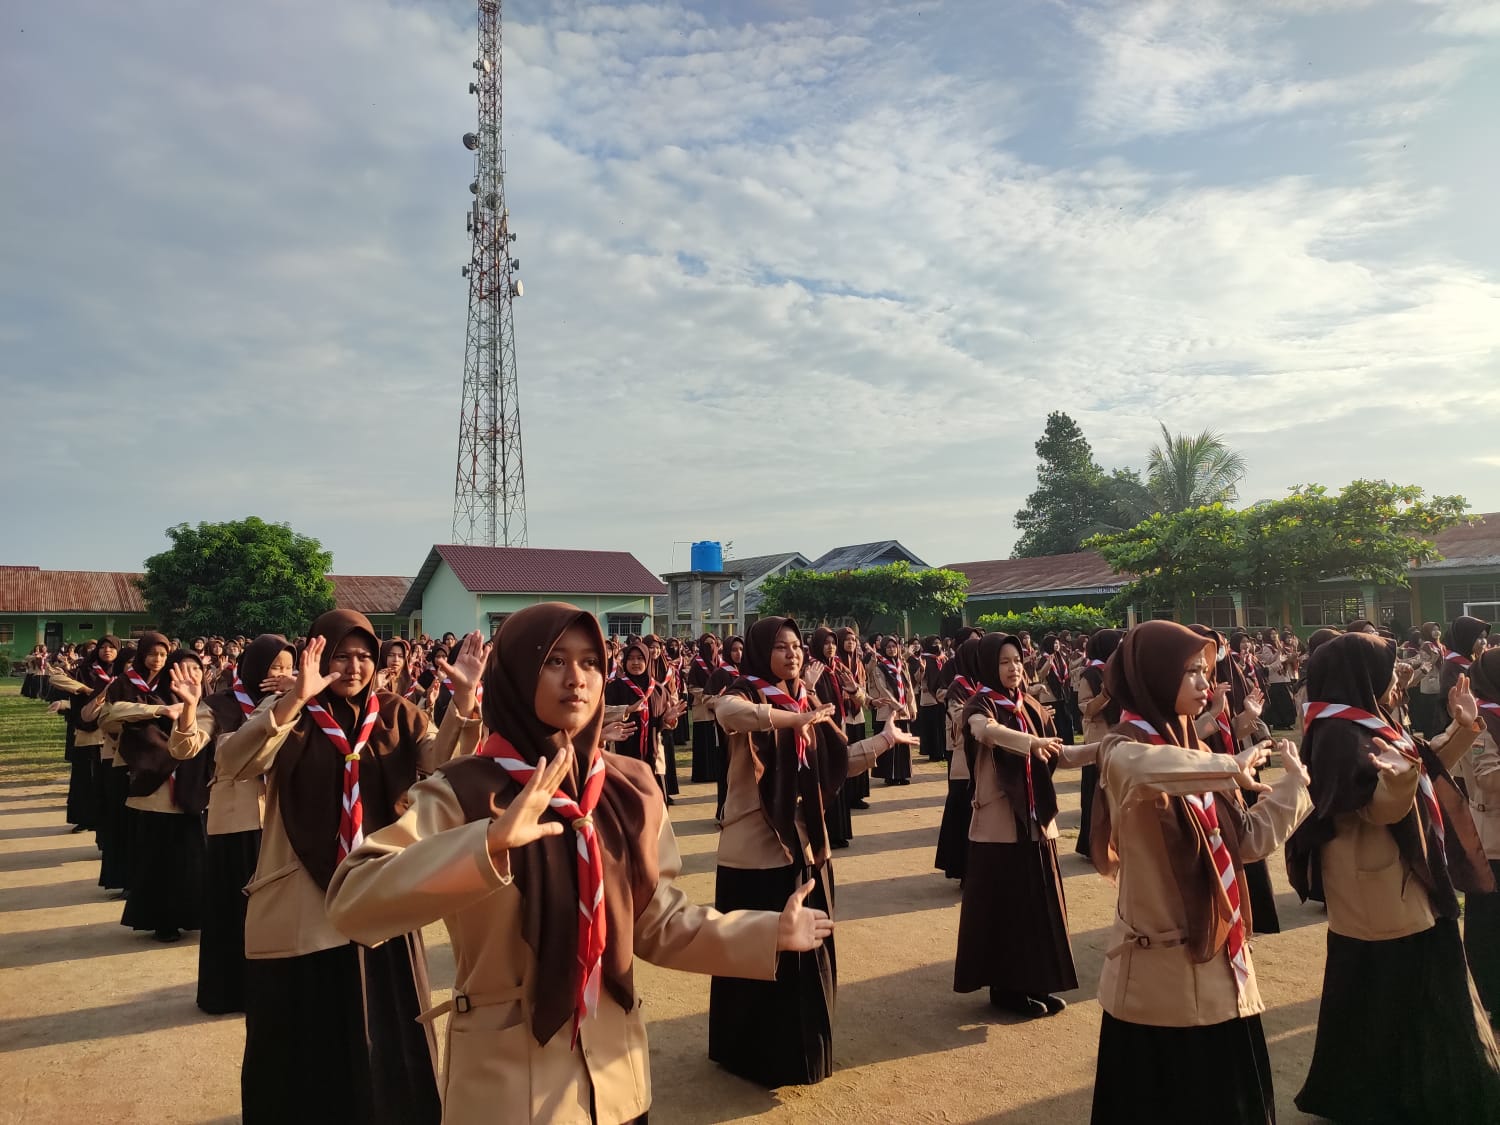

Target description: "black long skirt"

left=874, top=720, right=911, bottom=783
left=1266, top=682, right=1297, bottom=730
left=1243, top=859, right=1281, bottom=934
left=918, top=704, right=945, bottom=761
left=1092, top=1011, right=1274, bottom=1124
left=67, top=743, right=98, bottom=829
left=98, top=765, right=132, bottom=890
left=197, top=828, right=261, bottom=1014
left=243, top=941, right=440, bottom=1125
left=122, top=809, right=204, bottom=935
left=824, top=785, right=852, bottom=849
left=710, top=862, right=836, bottom=1088
left=690, top=719, right=716, bottom=783
left=843, top=722, right=869, bottom=806
left=1297, top=918, right=1500, bottom=1123
left=1466, top=860, right=1500, bottom=1020
left=954, top=838, right=1077, bottom=995
left=664, top=731, right=681, bottom=797
left=934, top=779, right=971, bottom=881
left=1075, top=763, right=1097, bottom=861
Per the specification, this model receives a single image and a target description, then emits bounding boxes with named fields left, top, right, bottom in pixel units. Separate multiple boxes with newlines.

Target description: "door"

left=43, top=621, right=63, bottom=652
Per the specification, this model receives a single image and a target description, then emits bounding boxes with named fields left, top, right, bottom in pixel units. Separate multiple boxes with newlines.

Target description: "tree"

left=140, top=517, right=336, bottom=638
left=1146, top=423, right=1247, bottom=512
left=1085, top=481, right=1470, bottom=615
left=757, top=562, right=969, bottom=634
left=1013, top=412, right=1130, bottom=557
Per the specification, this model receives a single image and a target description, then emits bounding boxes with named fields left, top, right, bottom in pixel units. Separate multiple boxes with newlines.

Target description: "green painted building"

left=397, top=545, right=666, bottom=640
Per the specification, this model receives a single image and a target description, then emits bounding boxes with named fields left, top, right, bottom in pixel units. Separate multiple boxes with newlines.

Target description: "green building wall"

left=2, top=613, right=159, bottom=661
left=416, top=561, right=657, bottom=640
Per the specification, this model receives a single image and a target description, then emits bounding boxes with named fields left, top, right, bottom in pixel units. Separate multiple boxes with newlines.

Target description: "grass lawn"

left=0, top=681, right=69, bottom=782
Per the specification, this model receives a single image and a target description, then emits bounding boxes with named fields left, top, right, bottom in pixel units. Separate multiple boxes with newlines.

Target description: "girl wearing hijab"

left=955, top=633, right=1093, bottom=1015
left=867, top=635, right=915, bottom=786
left=605, top=639, right=683, bottom=805
left=647, top=635, right=686, bottom=799
left=98, top=636, right=211, bottom=943
left=1441, top=615, right=1491, bottom=724
left=711, top=616, right=919, bottom=1087
left=216, top=611, right=485, bottom=1125
left=687, top=633, right=721, bottom=783
left=377, top=638, right=413, bottom=698
left=327, top=603, right=833, bottom=1124
left=1031, top=634, right=1074, bottom=745
left=167, top=634, right=294, bottom=1014
left=84, top=641, right=137, bottom=894
left=918, top=636, right=947, bottom=762
left=48, top=634, right=120, bottom=833
left=935, top=635, right=983, bottom=882
left=704, top=635, right=746, bottom=823
left=1090, top=622, right=1312, bottom=1125
left=804, top=627, right=856, bottom=850
left=834, top=627, right=871, bottom=810
left=1287, top=631, right=1500, bottom=1120
left=1464, top=649, right=1500, bottom=1022
left=1075, top=629, right=1124, bottom=863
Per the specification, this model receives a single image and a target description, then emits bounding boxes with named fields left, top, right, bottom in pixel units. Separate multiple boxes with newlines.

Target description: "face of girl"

left=882, top=640, right=900, bottom=660
left=998, top=643, right=1026, bottom=691
left=142, top=644, right=169, bottom=676
left=1474, top=632, right=1491, bottom=659
left=96, top=643, right=118, bottom=665
left=533, top=625, right=604, bottom=735
left=1176, top=653, right=1212, bottom=718
left=820, top=637, right=837, bottom=661
left=210, top=642, right=224, bottom=657
left=841, top=635, right=857, bottom=655
left=625, top=650, right=647, bottom=676
left=769, top=627, right=803, bottom=682
left=327, top=635, right=376, bottom=697
left=386, top=650, right=405, bottom=670
left=267, top=651, right=294, bottom=679
left=726, top=640, right=743, bottom=664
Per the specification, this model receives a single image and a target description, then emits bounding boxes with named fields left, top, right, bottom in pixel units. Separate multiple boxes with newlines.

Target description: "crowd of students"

left=22, top=607, right=1500, bottom=1123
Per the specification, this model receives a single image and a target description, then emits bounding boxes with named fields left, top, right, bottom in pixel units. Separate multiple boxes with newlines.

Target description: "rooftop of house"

left=398, top=544, right=667, bottom=616
left=942, top=551, right=1126, bottom=598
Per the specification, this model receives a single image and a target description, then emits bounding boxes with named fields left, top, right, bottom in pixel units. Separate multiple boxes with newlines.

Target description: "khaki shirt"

left=168, top=702, right=266, bottom=835
left=97, top=700, right=183, bottom=811
left=1097, top=733, right=1311, bottom=1027
left=965, top=714, right=1095, bottom=843
left=217, top=695, right=480, bottom=959
left=325, top=772, right=780, bottom=1125
left=1458, top=725, right=1500, bottom=860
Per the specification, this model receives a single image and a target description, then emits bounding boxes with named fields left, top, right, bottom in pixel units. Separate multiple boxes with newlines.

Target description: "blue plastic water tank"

left=690, top=540, right=723, bottom=573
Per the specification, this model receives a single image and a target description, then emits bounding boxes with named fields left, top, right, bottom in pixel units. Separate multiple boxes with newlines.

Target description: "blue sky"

left=3, top=0, right=1497, bottom=578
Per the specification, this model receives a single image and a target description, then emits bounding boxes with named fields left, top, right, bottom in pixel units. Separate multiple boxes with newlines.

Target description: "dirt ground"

left=0, top=754, right=1334, bottom=1124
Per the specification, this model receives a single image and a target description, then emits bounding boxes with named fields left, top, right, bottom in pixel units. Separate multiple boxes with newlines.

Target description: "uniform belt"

left=1105, top=922, right=1187, bottom=960
left=418, top=984, right=525, bottom=1024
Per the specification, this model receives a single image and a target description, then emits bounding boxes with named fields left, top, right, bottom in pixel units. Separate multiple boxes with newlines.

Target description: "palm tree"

left=1146, top=423, right=1247, bottom=513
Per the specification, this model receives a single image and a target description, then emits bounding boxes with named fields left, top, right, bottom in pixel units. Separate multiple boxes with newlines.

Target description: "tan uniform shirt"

left=49, top=671, right=103, bottom=748
left=1458, top=725, right=1500, bottom=860
left=96, top=700, right=183, bottom=813
left=216, top=695, right=481, bottom=959
left=167, top=702, right=266, bottom=835
left=715, top=695, right=887, bottom=870
left=965, top=714, right=1096, bottom=844
left=1097, top=733, right=1311, bottom=1027
left=325, top=772, right=779, bottom=1125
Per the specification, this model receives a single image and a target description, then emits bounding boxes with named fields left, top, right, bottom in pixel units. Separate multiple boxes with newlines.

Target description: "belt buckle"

left=1135, top=935, right=1151, bottom=949
left=453, top=993, right=471, bottom=1014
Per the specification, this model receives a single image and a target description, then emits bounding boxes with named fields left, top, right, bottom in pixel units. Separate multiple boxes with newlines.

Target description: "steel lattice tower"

left=452, top=0, right=527, bottom=546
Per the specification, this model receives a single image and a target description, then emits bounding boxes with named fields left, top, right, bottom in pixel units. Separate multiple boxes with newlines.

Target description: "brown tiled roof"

left=942, top=551, right=1127, bottom=598
left=399, top=545, right=666, bottom=615
left=328, top=575, right=412, bottom=615
left=1416, top=513, right=1500, bottom=571
left=0, top=569, right=147, bottom=614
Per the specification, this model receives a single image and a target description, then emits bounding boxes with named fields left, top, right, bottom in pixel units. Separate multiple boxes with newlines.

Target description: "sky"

left=3, top=0, right=1498, bottom=579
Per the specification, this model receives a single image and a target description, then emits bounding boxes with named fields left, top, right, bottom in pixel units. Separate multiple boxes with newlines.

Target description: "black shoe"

left=153, top=928, right=182, bottom=943
left=883, top=779, right=898, bottom=787
left=989, top=990, right=1046, bottom=1017
left=898, top=778, right=911, bottom=785
left=849, top=800, right=870, bottom=810
left=1034, top=994, right=1067, bottom=1015
left=70, top=824, right=88, bottom=834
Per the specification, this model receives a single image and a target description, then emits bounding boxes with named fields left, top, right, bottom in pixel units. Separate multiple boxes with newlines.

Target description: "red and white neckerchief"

left=878, top=657, right=907, bottom=710
left=1120, top=710, right=1249, bottom=995
left=693, top=654, right=718, bottom=679
left=743, top=674, right=813, bottom=768
left=1302, top=702, right=1443, bottom=842
left=1213, top=705, right=1234, bottom=750
left=1446, top=651, right=1472, bottom=669
left=977, top=686, right=1037, bottom=822
left=949, top=674, right=978, bottom=699
left=615, top=676, right=656, bottom=762
left=720, top=661, right=739, bottom=677
left=125, top=668, right=157, bottom=696
left=477, top=733, right=606, bottom=1043
left=1086, top=658, right=1106, bottom=668
left=91, top=663, right=116, bottom=686
left=304, top=692, right=381, bottom=862
left=231, top=673, right=256, bottom=718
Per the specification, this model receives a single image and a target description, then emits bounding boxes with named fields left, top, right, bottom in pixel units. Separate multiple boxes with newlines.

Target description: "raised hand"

left=292, top=636, right=340, bottom=704
left=1234, top=741, right=1272, bottom=775
left=602, top=719, right=638, bottom=744
left=1278, top=739, right=1309, bottom=786
left=262, top=671, right=297, bottom=696
left=1031, top=736, right=1064, bottom=762
left=1448, top=673, right=1479, bottom=728
left=1368, top=736, right=1415, bottom=776
left=1208, top=682, right=1232, bottom=715
left=776, top=878, right=834, bottom=952
left=881, top=714, right=919, bottom=745
left=170, top=662, right=202, bottom=708
left=438, top=631, right=486, bottom=715
left=1243, top=689, right=1265, bottom=719
left=486, top=745, right=574, bottom=860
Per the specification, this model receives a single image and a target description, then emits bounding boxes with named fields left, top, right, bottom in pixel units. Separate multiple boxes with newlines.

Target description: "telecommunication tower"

left=452, top=0, right=527, bottom=546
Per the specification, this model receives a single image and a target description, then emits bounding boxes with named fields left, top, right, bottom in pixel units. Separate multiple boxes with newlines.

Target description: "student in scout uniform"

left=327, top=603, right=833, bottom=1125
left=218, top=610, right=484, bottom=1125
left=1090, top=621, right=1312, bottom=1125
left=866, top=634, right=915, bottom=786
left=934, top=634, right=982, bottom=882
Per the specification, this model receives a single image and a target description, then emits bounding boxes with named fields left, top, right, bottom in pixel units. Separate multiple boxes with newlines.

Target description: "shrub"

left=973, top=604, right=1119, bottom=637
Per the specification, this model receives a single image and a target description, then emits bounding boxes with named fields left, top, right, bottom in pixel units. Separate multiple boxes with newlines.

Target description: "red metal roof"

left=327, top=575, right=413, bottom=615
left=429, top=545, right=667, bottom=598
left=942, top=551, right=1127, bottom=598
left=1419, top=513, right=1500, bottom=568
left=0, top=569, right=147, bottom=614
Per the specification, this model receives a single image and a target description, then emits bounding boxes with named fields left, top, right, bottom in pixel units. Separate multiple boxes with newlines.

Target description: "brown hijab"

left=278, top=610, right=431, bottom=890
left=204, top=632, right=294, bottom=735
left=440, top=604, right=663, bottom=1047
left=960, top=632, right=1057, bottom=832
left=728, top=616, right=850, bottom=866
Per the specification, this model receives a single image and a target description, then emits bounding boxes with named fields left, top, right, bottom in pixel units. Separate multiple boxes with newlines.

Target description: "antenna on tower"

left=453, top=0, right=527, bottom=547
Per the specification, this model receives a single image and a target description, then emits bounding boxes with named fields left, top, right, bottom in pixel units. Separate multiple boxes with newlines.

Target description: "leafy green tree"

left=140, top=517, right=336, bottom=638
left=1146, top=424, right=1247, bottom=512
left=974, top=604, right=1120, bottom=635
left=758, top=562, right=969, bottom=634
left=1013, top=412, right=1132, bottom=557
left=1086, top=481, right=1470, bottom=616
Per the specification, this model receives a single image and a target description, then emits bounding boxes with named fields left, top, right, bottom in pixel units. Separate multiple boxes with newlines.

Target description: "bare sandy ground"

left=0, top=758, right=1331, bottom=1124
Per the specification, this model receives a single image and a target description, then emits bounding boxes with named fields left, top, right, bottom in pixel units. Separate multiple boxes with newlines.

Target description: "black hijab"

left=960, top=633, right=1056, bottom=832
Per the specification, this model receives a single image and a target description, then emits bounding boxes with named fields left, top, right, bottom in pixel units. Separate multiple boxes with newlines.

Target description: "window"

left=1190, top=595, right=1236, bottom=630
left=606, top=614, right=645, bottom=639
left=1301, top=590, right=1364, bottom=628
left=1376, top=588, right=1412, bottom=633
left=373, top=623, right=396, bottom=640
left=1240, top=592, right=1271, bottom=629
left=1444, top=582, right=1499, bottom=624
left=76, top=621, right=93, bottom=632
left=0, top=623, right=13, bottom=644
left=129, top=624, right=160, bottom=638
